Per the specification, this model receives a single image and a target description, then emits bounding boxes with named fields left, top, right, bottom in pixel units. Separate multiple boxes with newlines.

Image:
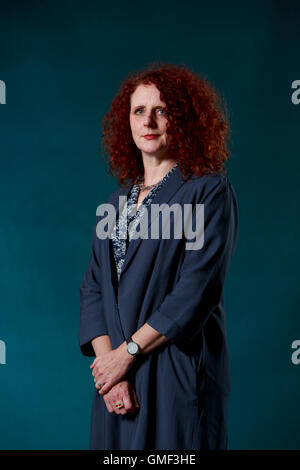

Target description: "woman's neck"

left=142, top=159, right=178, bottom=186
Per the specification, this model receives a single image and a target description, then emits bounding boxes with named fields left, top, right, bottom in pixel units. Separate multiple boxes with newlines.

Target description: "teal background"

left=0, top=0, right=300, bottom=450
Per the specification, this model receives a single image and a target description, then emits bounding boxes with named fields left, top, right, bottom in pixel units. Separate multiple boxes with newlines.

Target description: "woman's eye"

left=134, top=108, right=166, bottom=115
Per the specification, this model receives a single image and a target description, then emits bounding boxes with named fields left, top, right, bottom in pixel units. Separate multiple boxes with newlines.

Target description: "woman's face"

left=129, top=83, right=170, bottom=159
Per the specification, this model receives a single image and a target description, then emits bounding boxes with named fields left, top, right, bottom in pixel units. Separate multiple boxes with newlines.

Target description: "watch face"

left=127, top=342, right=138, bottom=355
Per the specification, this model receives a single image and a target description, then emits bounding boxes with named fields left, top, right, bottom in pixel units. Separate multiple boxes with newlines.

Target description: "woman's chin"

left=139, top=144, right=169, bottom=157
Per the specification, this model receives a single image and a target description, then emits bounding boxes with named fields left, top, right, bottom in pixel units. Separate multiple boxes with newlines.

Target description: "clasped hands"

left=90, top=342, right=140, bottom=415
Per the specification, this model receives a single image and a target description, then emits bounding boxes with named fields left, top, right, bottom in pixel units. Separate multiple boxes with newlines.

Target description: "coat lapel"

left=102, top=165, right=187, bottom=303
left=102, top=184, right=132, bottom=299
left=120, top=166, right=186, bottom=278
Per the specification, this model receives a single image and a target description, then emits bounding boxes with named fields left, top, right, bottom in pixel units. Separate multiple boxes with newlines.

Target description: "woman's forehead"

left=130, top=84, right=165, bottom=106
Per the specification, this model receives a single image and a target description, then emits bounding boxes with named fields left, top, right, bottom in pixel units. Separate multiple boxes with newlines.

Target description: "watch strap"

left=126, top=336, right=133, bottom=345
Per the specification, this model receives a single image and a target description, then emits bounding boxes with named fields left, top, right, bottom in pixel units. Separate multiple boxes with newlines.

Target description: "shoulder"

left=182, top=172, right=238, bottom=212
left=183, top=172, right=230, bottom=200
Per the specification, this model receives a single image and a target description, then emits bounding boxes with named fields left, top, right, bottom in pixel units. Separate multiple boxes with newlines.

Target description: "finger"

left=98, top=379, right=116, bottom=396
left=132, top=390, right=140, bottom=409
left=92, top=366, right=100, bottom=377
left=90, top=356, right=102, bottom=370
left=128, top=384, right=140, bottom=409
left=112, top=398, right=126, bottom=415
left=104, top=399, right=114, bottom=414
left=100, top=391, right=116, bottom=414
left=122, top=392, right=134, bottom=412
left=94, top=375, right=103, bottom=389
left=121, top=385, right=137, bottom=412
left=110, top=390, right=128, bottom=415
left=121, top=387, right=139, bottom=413
left=98, top=384, right=110, bottom=396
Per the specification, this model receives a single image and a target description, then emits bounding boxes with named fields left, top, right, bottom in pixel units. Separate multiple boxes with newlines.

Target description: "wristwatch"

left=126, top=336, right=141, bottom=357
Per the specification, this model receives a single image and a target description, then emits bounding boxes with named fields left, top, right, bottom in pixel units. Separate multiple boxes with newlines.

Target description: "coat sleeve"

left=146, top=176, right=239, bottom=345
left=79, top=215, right=109, bottom=357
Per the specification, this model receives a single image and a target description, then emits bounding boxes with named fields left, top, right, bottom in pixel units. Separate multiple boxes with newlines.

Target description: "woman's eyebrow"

left=132, top=105, right=165, bottom=110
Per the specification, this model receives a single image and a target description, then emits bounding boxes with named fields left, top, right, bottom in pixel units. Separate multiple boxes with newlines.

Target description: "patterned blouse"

left=111, top=161, right=179, bottom=282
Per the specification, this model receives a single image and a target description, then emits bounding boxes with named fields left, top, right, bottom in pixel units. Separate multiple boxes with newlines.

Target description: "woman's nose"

left=143, top=112, right=157, bottom=127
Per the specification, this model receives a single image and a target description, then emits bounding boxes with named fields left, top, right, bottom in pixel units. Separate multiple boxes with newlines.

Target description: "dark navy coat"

left=79, top=166, right=239, bottom=450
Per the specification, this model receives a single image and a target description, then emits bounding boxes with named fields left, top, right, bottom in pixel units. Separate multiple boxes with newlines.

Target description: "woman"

left=79, top=62, right=239, bottom=450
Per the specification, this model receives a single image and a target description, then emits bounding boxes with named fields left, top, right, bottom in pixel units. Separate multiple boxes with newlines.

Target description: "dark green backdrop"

left=0, top=0, right=299, bottom=450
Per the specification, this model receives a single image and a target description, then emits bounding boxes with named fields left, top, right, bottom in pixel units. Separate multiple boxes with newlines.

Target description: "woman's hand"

left=98, top=380, right=140, bottom=415
left=90, top=342, right=136, bottom=395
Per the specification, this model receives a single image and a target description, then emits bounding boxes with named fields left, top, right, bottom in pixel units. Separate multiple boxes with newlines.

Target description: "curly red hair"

left=101, top=61, right=231, bottom=186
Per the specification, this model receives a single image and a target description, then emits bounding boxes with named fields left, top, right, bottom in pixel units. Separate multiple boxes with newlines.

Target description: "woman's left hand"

left=90, top=342, right=136, bottom=396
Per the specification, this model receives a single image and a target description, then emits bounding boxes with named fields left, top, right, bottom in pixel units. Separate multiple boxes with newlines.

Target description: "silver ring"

left=96, top=380, right=102, bottom=387
left=115, top=401, right=124, bottom=409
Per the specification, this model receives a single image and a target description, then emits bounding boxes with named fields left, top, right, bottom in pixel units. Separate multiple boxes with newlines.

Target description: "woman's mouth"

left=143, top=134, right=159, bottom=140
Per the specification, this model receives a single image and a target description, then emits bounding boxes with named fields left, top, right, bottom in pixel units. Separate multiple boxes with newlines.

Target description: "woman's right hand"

left=100, top=380, right=140, bottom=415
